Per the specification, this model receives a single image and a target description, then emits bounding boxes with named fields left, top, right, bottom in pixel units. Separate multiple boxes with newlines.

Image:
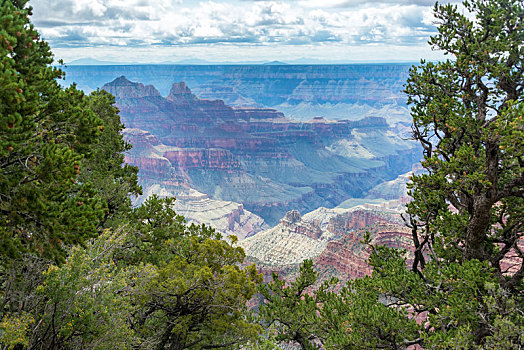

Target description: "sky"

left=30, top=0, right=461, bottom=64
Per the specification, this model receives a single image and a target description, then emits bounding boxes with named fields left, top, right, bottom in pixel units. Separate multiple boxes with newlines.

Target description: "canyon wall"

left=239, top=201, right=413, bottom=285
left=109, top=77, right=421, bottom=225
left=65, top=64, right=412, bottom=122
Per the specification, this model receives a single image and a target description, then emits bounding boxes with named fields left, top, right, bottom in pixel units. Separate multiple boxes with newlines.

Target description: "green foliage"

left=32, top=229, right=140, bottom=349
left=0, top=312, right=34, bottom=349
left=479, top=282, right=524, bottom=349
left=400, top=0, right=524, bottom=346
left=258, top=260, right=325, bottom=350
left=1, top=203, right=262, bottom=349
left=80, top=90, right=141, bottom=229
left=124, top=195, right=262, bottom=349
left=0, top=2, right=140, bottom=266
left=404, top=0, right=524, bottom=271
left=316, top=244, right=421, bottom=349
left=0, top=0, right=104, bottom=263
left=119, top=195, right=189, bottom=265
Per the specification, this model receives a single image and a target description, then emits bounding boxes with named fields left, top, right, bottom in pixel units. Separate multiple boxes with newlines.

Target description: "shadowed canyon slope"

left=66, top=64, right=412, bottom=122
left=103, top=76, right=421, bottom=226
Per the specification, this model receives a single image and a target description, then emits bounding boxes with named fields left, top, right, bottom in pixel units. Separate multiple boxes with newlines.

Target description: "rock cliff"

left=109, top=76, right=421, bottom=226
left=137, top=182, right=268, bottom=240
left=244, top=201, right=522, bottom=285
left=239, top=201, right=413, bottom=285
left=315, top=213, right=412, bottom=281
left=239, top=209, right=331, bottom=266
left=65, top=64, right=412, bottom=122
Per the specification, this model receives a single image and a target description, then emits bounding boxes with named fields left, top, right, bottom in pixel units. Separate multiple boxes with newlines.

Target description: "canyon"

left=239, top=195, right=414, bottom=284
left=60, top=65, right=428, bottom=283
left=95, top=71, right=519, bottom=288
left=103, top=76, right=421, bottom=228
left=66, top=64, right=412, bottom=123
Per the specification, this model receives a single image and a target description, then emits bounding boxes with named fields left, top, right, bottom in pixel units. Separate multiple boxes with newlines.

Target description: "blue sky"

left=30, top=0, right=460, bottom=63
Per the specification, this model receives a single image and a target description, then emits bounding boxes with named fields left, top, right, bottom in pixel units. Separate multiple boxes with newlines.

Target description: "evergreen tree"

left=0, top=1, right=142, bottom=347
left=260, top=1, right=523, bottom=348
left=0, top=0, right=104, bottom=263
left=317, top=0, right=524, bottom=348
left=258, top=260, right=322, bottom=350
left=80, top=90, right=141, bottom=229
left=125, top=195, right=262, bottom=350
left=0, top=196, right=263, bottom=349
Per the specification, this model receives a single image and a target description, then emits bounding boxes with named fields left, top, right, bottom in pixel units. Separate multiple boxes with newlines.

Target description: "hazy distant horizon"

left=65, top=57, right=422, bottom=66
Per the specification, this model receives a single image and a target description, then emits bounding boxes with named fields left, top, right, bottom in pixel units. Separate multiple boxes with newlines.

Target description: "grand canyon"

left=65, top=64, right=413, bottom=123
left=5, top=1, right=522, bottom=348
left=65, top=64, right=425, bottom=282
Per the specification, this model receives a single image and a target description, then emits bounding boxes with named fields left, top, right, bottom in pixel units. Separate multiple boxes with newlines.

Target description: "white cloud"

left=29, top=0, right=445, bottom=62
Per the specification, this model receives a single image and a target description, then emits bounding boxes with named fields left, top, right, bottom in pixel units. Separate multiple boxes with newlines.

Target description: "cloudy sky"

left=30, top=0, right=459, bottom=64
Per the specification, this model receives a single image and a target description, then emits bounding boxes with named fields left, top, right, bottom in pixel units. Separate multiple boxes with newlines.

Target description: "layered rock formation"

left=65, top=64, right=412, bottom=122
left=315, top=213, right=412, bottom=281
left=137, top=181, right=268, bottom=240
left=101, top=76, right=423, bottom=281
left=244, top=201, right=522, bottom=285
left=108, top=77, right=421, bottom=226
left=239, top=201, right=412, bottom=284
left=240, top=210, right=330, bottom=266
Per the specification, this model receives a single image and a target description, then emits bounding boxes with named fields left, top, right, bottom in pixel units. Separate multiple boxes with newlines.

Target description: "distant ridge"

left=171, top=58, right=212, bottom=65
left=263, top=61, right=289, bottom=65
left=68, top=58, right=139, bottom=65
left=62, top=64, right=414, bottom=116
left=160, top=59, right=290, bottom=65
left=67, top=57, right=420, bottom=66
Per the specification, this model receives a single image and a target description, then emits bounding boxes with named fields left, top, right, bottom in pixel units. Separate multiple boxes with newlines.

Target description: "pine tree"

left=0, top=0, right=104, bottom=263
left=317, top=0, right=524, bottom=348
left=258, top=260, right=322, bottom=350
left=261, top=1, right=523, bottom=348
left=125, top=195, right=263, bottom=350
left=80, top=90, right=141, bottom=229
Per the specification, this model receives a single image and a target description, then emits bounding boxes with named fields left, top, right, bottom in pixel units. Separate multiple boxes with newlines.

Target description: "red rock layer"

left=124, top=156, right=172, bottom=179
left=163, top=149, right=240, bottom=169
left=315, top=222, right=413, bottom=281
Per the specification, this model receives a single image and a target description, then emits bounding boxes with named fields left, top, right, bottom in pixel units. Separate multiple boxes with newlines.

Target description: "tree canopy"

left=1, top=0, right=91, bottom=262
left=0, top=0, right=141, bottom=264
left=259, top=0, right=524, bottom=348
left=1, top=0, right=523, bottom=349
left=0, top=2, right=261, bottom=349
